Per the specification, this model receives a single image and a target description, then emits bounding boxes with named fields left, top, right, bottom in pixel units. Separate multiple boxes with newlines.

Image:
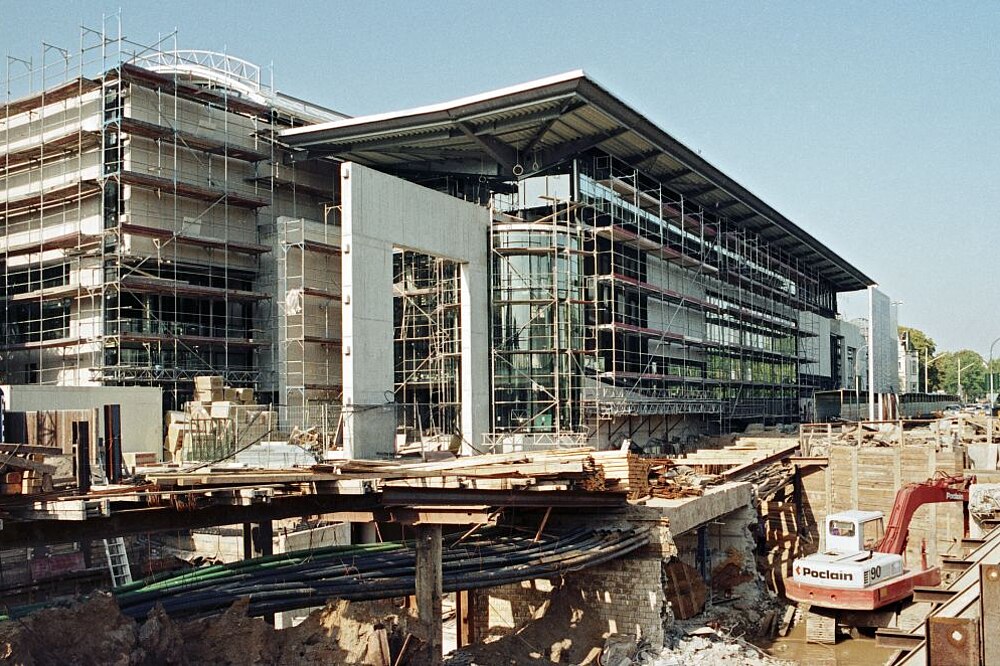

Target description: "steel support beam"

left=913, top=586, right=959, bottom=604
left=876, top=627, right=926, bottom=650
left=981, top=564, right=1000, bottom=665
left=379, top=487, right=628, bottom=508
left=927, top=616, right=980, bottom=665
left=0, top=494, right=378, bottom=549
left=457, top=122, right=517, bottom=169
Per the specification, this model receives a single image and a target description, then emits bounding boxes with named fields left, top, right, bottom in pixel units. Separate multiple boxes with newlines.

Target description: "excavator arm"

left=874, top=472, right=973, bottom=555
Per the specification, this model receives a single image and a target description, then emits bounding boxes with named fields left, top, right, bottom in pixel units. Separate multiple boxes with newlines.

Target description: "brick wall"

left=470, top=553, right=667, bottom=648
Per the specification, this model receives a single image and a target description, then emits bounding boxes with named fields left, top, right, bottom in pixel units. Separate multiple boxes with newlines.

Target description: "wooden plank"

left=415, top=524, right=443, bottom=666
left=0, top=456, right=56, bottom=475
left=0, top=444, right=62, bottom=455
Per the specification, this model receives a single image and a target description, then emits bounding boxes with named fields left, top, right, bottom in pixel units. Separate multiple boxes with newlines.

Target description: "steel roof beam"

left=534, top=127, right=629, bottom=171
left=457, top=122, right=517, bottom=170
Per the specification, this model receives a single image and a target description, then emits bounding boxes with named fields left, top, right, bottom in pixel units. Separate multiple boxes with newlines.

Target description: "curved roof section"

left=282, top=71, right=872, bottom=292
left=130, top=50, right=348, bottom=124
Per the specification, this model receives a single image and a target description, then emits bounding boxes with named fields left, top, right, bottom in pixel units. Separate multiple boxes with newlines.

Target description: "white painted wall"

left=1, top=384, right=163, bottom=456
left=340, top=163, right=490, bottom=458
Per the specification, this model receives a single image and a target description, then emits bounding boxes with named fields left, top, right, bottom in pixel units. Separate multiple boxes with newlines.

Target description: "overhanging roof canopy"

left=282, top=71, right=872, bottom=292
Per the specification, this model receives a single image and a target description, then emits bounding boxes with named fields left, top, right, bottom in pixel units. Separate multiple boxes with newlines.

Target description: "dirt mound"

left=0, top=594, right=137, bottom=666
left=446, top=586, right=610, bottom=665
left=0, top=594, right=419, bottom=665
left=278, top=598, right=420, bottom=665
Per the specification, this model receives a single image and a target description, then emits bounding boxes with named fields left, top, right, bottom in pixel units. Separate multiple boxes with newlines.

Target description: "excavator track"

left=805, top=606, right=838, bottom=644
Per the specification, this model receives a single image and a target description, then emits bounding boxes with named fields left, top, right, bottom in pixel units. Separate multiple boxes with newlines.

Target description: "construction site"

left=2, top=18, right=997, bottom=666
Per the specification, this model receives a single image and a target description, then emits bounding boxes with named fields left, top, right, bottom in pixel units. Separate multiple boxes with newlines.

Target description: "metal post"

left=958, top=358, right=964, bottom=403
left=867, top=286, right=876, bottom=422
left=981, top=564, right=1000, bottom=665
left=988, top=336, right=1000, bottom=447
left=927, top=616, right=980, bottom=665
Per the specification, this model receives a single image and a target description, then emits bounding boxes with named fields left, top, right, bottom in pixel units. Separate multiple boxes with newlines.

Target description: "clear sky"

left=2, top=1, right=998, bottom=355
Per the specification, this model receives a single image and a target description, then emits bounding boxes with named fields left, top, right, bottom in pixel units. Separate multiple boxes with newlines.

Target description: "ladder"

left=103, top=537, right=133, bottom=587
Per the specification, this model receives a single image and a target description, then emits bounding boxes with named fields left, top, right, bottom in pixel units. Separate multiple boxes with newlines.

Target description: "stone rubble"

left=650, top=628, right=794, bottom=666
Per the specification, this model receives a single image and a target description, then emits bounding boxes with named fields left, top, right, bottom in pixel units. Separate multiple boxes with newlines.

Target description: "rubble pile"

left=653, top=627, right=794, bottom=666
left=445, top=586, right=611, bottom=665
left=801, top=415, right=987, bottom=457
left=647, top=463, right=716, bottom=499
left=0, top=594, right=420, bottom=666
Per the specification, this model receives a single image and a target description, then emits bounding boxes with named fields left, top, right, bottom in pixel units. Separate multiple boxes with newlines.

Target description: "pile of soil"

left=0, top=595, right=138, bottom=666
left=445, top=586, right=611, bottom=665
left=0, top=594, right=420, bottom=665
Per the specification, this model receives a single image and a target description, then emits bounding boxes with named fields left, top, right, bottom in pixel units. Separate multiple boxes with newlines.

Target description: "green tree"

left=899, top=326, right=937, bottom=391
left=930, top=350, right=987, bottom=401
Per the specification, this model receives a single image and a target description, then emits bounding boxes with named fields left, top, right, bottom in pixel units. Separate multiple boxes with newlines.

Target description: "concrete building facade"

left=2, top=31, right=874, bottom=454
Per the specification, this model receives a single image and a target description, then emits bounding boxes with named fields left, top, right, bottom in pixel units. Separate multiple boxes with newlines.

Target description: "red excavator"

left=784, top=472, right=973, bottom=643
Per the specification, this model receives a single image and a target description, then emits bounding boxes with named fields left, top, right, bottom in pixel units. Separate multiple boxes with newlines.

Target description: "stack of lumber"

left=326, top=448, right=652, bottom=494
left=0, top=444, right=57, bottom=496
left=646, top=461, right=709, bottom=499
left=336, top=449, right=600, bottom=491
left=591, top=450, right=650, bottom=498
left=192, top=375, right=254, bottom=405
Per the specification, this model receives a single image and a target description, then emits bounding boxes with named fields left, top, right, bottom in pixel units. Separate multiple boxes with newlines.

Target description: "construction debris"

left=0, top=594, right=422, bottom=666
left=800, top=415, right=992, bottom=457
left=655, top=627, right=794, bottom=665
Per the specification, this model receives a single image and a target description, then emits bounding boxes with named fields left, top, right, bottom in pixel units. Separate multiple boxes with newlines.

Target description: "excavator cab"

left=825, top=510, right=884, bottom=555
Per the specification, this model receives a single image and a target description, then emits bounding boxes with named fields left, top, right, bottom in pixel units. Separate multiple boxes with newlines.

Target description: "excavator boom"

left=874, top=472, right=972, bottom=555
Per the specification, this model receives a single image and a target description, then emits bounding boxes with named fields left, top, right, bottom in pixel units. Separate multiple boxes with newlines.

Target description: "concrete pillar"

left=242, top=520, right=274, bottom=559
left=415, top=524, right=443, bottom=665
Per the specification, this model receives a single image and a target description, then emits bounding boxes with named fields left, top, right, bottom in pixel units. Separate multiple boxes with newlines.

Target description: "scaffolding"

left=277, top=215, right=342, bottom=409
left=490, top=153, right=836, bottom=442
left=0, top=15, right=343, bottom=410
left=393, top=250, right=462, bottom=442
left=490, top=200, right=593, bottom=435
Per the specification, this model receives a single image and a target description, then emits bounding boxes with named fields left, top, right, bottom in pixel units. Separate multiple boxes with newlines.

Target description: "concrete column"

left=243, top=521, right=274, bottom=559
left=415, top=524, right=443, bottom=665
left=460, top=259, right=489, bottom=454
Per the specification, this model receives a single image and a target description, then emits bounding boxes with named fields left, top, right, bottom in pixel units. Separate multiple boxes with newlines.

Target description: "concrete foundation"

left=469, top=482, right=756, bottom=650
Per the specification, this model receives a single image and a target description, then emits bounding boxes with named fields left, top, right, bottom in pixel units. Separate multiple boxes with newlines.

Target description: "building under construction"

left=283, top=72, right=874, bottom=452
left=1, top=22, right=873, bottom=454
left=0, top=21, right=344, bottom=413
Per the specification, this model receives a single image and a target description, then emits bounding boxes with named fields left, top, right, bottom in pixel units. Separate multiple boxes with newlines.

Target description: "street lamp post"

left=989, top=336, right=1000, bottom=445
left=926, top=351, right=948, bottom=394
left=956, top=356, right=987, bottom=403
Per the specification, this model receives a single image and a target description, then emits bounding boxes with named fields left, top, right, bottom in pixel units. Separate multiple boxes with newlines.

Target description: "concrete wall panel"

left=340, top=163, right=489, bottom=459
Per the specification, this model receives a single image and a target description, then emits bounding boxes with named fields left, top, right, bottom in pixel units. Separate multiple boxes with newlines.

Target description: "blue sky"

left=2, top=1, right=998, bottom=354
